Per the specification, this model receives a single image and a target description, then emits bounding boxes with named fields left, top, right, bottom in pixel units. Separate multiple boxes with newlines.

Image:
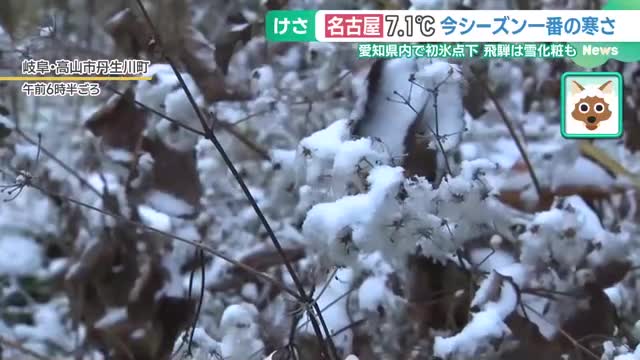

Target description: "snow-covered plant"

left=1, top=2, right=640, bottom=360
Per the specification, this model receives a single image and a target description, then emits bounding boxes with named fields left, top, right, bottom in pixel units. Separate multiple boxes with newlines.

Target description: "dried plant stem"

left=25, top=181, right=301, bottom=300
left=14, top=128, right=102, bottom=197
left=470, top=70, right=542, bottom=198
left=105, top=85, right=271, bottom=160
left=133, top=1, right=339, bottom=358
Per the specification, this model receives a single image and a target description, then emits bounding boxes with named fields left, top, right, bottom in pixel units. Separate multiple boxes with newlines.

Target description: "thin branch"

left=104, top=85, right=206, bottom=137
left=331, top=318, right=366, bottom=338
left=388, top=89, right=453, bottom=176
left=470, top=69, right=542, bottom=198
left=522, top=303, right=600, bottom=360
left=23, top=180, right=301, bottom=300
left=187, top=249, right=206, bottom=355
left=14, top=128, right=102, bottom=198
left=104, top=86, right=271, bottom=160
left=249, top=286, right=360, bottom=360
left=131, top=1, right=338, bottom=358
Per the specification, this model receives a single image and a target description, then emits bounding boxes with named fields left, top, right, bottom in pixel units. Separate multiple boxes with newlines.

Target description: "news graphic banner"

left=0, top=59, right=152, bottom=97
left=265, top=0, right=640, bottom=68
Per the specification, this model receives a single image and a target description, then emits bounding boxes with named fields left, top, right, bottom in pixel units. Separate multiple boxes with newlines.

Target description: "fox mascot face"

left=570, top=79, right=614, bottom=131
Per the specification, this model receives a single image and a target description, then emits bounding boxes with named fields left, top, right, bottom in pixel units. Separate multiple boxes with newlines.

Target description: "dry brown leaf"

left=506, top=283, right=618, bottom=360
left=66, top=224, right=194, bottom=360
left=403, top=114, right=438, bottom=182
left=498, top=185, right=615, bottom=213
left=85, top=87, right=147, bottom=162
left=237, top=245, right=305, bottom=273
left=141, top=136, right=203, bottom=218
left=504, top=314, right=567, bottom=360
left=104, top=8, right=152, bottom=58
left=214, top=13, right=254, bottom=75
left=593, top=260, right=631, bottom=289
left=180, top=26, right=248, bottom=102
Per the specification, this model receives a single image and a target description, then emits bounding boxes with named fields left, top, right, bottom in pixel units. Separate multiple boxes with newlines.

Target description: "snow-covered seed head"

left=220, top=303, right=259, bottom=331
left=576, top=268, right=595, bottom=286
left=306, top=42, right=335, bottom=66
left=250, top=65, right=275, bottom=95
left=490, top=234, right=503, bottom=248
left=16, top=173, right=30, bottom=184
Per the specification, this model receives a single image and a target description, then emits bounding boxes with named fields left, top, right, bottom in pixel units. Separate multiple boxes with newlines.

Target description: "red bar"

left=324, top=14, right=384, bottom=38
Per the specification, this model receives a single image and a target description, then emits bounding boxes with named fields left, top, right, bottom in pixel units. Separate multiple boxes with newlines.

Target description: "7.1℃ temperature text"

left=384, top=14, right=435, bottom=37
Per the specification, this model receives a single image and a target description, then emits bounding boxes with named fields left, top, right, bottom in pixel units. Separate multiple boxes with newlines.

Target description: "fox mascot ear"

left=599, top=80, right=614, bottom=94
left=570, top=80, right=585, bottom=95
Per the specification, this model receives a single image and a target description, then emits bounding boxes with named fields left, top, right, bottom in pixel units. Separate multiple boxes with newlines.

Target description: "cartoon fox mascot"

left=570, top=79, right=614, bottom=131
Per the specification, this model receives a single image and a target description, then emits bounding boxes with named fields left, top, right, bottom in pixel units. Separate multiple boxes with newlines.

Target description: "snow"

left=3, top=15, right=640, bottom=360
left=434, top=301, right=513, bottom=357
left=146, top=190, right=195, bottom=217
left=332, top=138, right=383, bottom=173
left=131, top=328, right=146, bottom=339
left=270, top=149, right=296, bottom=170
left=613, top=344, right=640, bottom=360
left=0, top=113, right=13, bottom=129
left=409, top=0, right=448, bottom=9
left=331, top=137, right=391, bottom=195
left=605, top=285, right=626, bottom=310
left=13, top=302, right=73, bottom=352
left=551, top=156, right=615, bottom=191
left=355, top=59, right=424, bottom=162
left=470, top=248, right=516, bottom=273
left=138, top=204, right=172, bottom=232
left=520, top=195, right=608, bottom=269
left=302, top=166, right=404, bottom=265
left=164, top=74, right=203, bottom=126
left=95, top=307, right=128, bottom=329
left=220, top=303, right=264, bottom=360
left=296, top=119, right=351, bottom=184
left=87, top=172, right=121, bottom=194
left=0, top=235, right=43, bottom=276
left=105, top=148, right=133, bottom=163
left=358, top=275, right=387, bottom=312
left=299, top=119, right=350, bottom=159
left=250, top=65, right=276, bottom=95
left=301, top=268, right=354, bottom=353
left=189, top=327, right=221, bottom=354
left=135, top=64, right=180, bottom=110
left=436, top=262, right=527, bottom=357
left=14, top=142, right=40, bottom=161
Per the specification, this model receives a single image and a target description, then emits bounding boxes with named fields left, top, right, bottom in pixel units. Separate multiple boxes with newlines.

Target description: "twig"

left=470, top=69, right=542, bottom=198
left=388, top=89, right=453, bottom=176
left=249, top=286, right=360, bottom=360
left=132, top=1, right=338, bottom=358
left=104, top=86, right=271, bottom=160
left=331, top=318, right=366, bottom=338
left=22, top=180, right=301, bottom=301
left=187, top=249, right=206, bottom=355
left=215, top=117, right=271, bottom=160
left=14, top=128, right=102, bottom=198
left=522, top=303, right=600, bottom=360
left=104, top=85, right=206, bottom=137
